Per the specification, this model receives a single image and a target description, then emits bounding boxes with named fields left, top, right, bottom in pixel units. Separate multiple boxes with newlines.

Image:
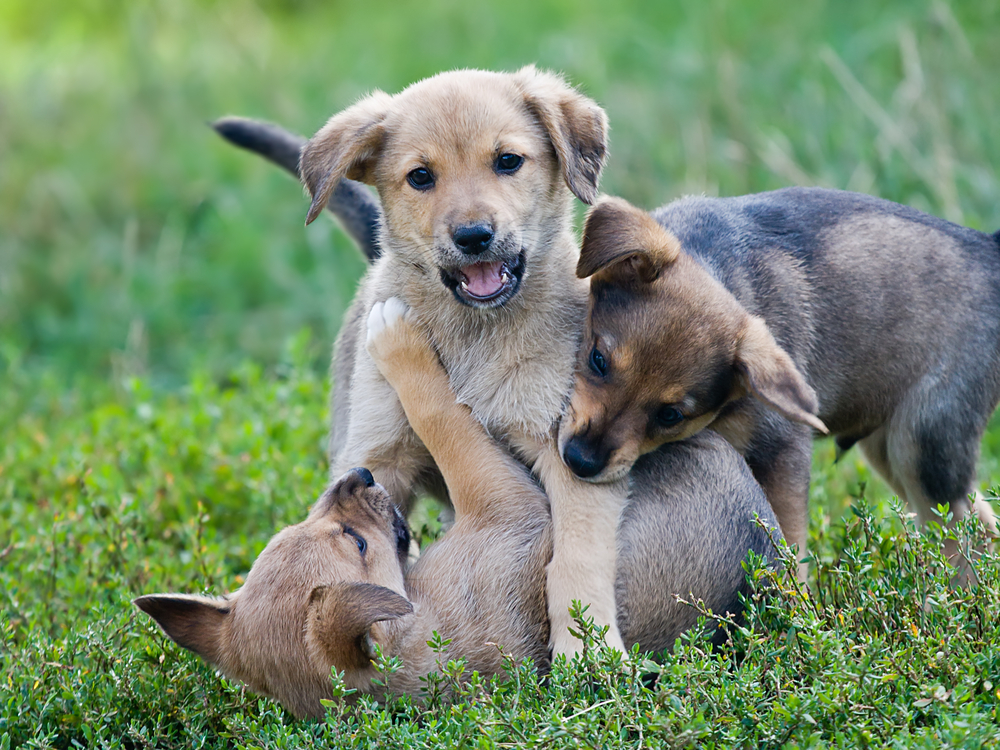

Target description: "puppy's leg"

left=744, top=418, right=812, bottom=582
left=880, top=399, right=997, bottom=576
left=333, top=322, right=432, bottom=516
left=365, top=299, right=542, bottom=523
left=532, top=446, right=629, bottom=656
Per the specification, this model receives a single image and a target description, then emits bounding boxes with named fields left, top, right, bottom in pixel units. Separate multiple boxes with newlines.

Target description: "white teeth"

left=501, top=272, right=510, bottom=284
left=460, top=280, right=469, bottom=290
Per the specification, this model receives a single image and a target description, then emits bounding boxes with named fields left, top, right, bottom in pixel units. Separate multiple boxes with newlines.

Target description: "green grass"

left=2, top=346, right=999, bottom=748
left=4, top=0, right=1000, bottom=746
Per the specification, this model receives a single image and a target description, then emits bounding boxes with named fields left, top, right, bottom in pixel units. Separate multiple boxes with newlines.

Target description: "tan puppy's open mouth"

left=440, top=250, right=526, bottom=308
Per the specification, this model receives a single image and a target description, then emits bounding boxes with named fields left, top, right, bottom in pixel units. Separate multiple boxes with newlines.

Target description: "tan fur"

left=136, top=300, right=783, bottom=719
left=305, top=68, right=627, bottom=654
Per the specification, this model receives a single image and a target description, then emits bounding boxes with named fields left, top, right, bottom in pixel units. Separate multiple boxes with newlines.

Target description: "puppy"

left=136, top=298, right=781, bottom=719
left=298, top=67, right=629, bottom=654
left=559, top=189, right=1000, bottom=573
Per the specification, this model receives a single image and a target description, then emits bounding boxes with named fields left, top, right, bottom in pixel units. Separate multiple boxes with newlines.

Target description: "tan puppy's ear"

left=306, top=582, right=413, bottom=669
left=300, top=92, right=393, bottom=225
left=734, top=316, right=829, bottom=434
left=134, top=594, right=231, bottom=665
left=513, top=65, right=608, bottom=204
left=578, top=196, right=681, bottom=281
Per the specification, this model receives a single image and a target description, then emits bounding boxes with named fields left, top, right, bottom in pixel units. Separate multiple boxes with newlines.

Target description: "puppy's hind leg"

left=882, top=395, right=997, bottom=578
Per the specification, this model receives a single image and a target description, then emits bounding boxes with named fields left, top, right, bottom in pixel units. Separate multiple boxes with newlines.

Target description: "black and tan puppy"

left=560, top=189, right=1000, bottom=574
left=136, top=298, right=781, bottom=719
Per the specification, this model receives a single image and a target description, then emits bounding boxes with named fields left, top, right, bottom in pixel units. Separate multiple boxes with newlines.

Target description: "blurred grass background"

left=2, top=0, right=998, bottom=386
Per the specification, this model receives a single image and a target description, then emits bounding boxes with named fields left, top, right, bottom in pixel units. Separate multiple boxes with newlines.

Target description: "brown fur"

left=561, top=192, right=1000, bottom=576
left=304, top=68, right=631, bottom=654
left=136, top=299, right=781, bottom=719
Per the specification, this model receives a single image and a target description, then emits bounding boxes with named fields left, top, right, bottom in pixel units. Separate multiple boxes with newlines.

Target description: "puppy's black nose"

left=562, top=437, right=608, bottom=479
left=350, top=467, right=376, bottom=487
left=453, top=223, right=494, bottom=255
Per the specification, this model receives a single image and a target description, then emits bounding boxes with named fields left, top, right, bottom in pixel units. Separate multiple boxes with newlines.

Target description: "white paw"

left=366, top=297, right=409, bottom=347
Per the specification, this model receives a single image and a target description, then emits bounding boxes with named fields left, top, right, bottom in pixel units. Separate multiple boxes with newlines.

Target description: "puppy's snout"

left=562, top=436, right=609, bottom=479
left=336, top=467, right=376, bottom=496
left=353, top=467, right=376, bottom=487
left=452, top=223, right=494, bottom=255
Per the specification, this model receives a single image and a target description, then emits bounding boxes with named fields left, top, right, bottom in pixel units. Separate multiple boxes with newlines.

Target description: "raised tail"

left=211, top=116, right=382, bottom=261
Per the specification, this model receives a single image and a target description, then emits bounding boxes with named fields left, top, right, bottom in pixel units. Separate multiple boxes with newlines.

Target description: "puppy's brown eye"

left=495, top=153, right=523, bottom=174
left=654, top=405, right=684, bottom=429
left=407, top=168, right=434, bottom=190
left=589, top=346, right=608, bottom=377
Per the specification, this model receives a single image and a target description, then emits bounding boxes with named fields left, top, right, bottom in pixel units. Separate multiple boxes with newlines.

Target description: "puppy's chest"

left=438, top=335, right=576, bottom=442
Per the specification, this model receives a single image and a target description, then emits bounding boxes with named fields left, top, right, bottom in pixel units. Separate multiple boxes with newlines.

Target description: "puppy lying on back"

left=136, top=298, right=781, bottom=719
left=559, top=189, right=1000, bottom=574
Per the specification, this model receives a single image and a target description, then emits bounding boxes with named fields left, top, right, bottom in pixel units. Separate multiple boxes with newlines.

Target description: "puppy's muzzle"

left=562, top=436, right=610, bottom=479
left=338, top=467, right=376, bottom=494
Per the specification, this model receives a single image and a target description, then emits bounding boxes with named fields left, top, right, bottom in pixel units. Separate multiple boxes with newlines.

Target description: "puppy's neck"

left=378, top=225, right=588, bottom=441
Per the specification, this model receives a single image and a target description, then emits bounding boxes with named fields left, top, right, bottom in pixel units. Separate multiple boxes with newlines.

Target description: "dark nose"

left=562, top=437, right=608, bottom=479
left=350, top=467, right=376, bottom=487
left=452, top=223, right=494, bottom=255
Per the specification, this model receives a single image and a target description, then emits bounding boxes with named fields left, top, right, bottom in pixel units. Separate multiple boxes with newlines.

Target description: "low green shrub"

left=2, top=347, right=998, bottom=748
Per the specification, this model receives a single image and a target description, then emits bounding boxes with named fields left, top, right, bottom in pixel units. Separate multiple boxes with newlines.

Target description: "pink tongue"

left=461, top=261, right=505, bottom=297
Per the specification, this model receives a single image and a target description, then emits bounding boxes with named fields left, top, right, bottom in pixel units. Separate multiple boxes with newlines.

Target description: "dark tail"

left=211, top=116, right=382, bottom=261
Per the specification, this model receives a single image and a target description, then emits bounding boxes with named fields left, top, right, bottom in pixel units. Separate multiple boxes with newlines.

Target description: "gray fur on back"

left=652, top=187, right=1000, bottom=452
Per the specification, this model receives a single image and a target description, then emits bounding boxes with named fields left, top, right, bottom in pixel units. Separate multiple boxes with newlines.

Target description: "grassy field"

left=3, top=0, right=1000, bottom=746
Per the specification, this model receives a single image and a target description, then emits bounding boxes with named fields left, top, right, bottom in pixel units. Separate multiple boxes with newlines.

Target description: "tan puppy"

left=300, top=68, right=629, bottom=654
left=136, top=298, right=781, bottom=719
left=559, top=191, right=1000, bottom=573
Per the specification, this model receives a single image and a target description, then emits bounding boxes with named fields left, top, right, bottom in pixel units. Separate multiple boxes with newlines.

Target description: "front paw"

left=366, top=297, right=432, bottom=383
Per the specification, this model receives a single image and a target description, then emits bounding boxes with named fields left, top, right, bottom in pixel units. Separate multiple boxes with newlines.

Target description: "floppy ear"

left=306, top=582, right=413, bottom=669
left=300, top=91, right=393, bottom=225
left=578, top=196, right=681, bottom=281
left=513, top=65, right=608, bottom=204
left=134, top=593, right=231, bottom=665
left=734, top=316, right=828, bottom=433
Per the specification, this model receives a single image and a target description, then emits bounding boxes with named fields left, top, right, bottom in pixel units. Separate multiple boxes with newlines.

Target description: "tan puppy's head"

left=558, top=196, right=827, bottom=483
left=300, top=66, right=607, bottom=309
left=134, top=468, right=413, bottom=719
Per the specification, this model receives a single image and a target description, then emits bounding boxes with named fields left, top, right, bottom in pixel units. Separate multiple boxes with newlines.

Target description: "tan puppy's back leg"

left=365, top=299, right=541, bottom=523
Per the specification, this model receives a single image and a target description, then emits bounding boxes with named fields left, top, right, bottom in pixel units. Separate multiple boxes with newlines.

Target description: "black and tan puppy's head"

left=558, top=196, right=827, bottom=483
left=134, top=468, right=413, bottom=719
left=299, top=67, right=607, bottom=309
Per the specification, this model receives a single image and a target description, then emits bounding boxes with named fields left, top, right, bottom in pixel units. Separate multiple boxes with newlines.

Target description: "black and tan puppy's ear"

left=306, top=582, right=413, bottom=669
left=513, top=65, right=608, bottom=204
left=300, top=92, right=393, bottom=225
left=578, top=196, right=682, bottom=282
left=734, top=315, right=828, bottom=434
left=134, top=594, right=231, bottom=665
